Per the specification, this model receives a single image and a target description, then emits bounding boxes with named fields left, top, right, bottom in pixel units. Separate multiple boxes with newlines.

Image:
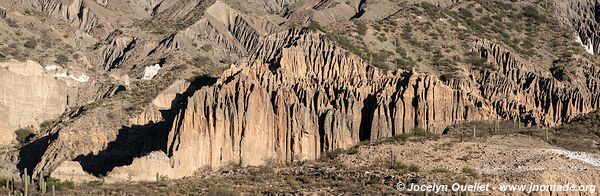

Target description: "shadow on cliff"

left=74, top=76, right=217, bottom=176
left=17, top=133, right=58, bottom=175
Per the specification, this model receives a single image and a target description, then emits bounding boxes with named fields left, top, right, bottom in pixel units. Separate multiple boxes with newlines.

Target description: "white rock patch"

left=45, top=64, right=90, bottom=83
left=576, top=35, right=595, bottom=55
left=537, top=148, right=600, bottom=167
left=142, top=64, right=161, bottom=80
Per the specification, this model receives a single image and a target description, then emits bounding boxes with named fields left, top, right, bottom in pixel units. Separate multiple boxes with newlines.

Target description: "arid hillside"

left=0, top=0, right=600, bottom=195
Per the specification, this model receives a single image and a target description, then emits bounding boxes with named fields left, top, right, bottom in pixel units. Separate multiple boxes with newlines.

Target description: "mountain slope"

left=0, top=0, right=599, bottom=187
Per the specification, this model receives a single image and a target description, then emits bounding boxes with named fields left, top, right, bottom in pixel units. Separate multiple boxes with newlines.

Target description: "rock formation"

left=36, top=0, right=100, bottom=33
left=0, top=60, right=69, bottom=145
left=556, top=0, right=600, bottom=55
left=99, top=32, right=137, bottom=71
left=3, top=0, right=599, bottom=183
left=103, top=30, right=600, bottom=180
left=0, top=6, right=6, bottom=19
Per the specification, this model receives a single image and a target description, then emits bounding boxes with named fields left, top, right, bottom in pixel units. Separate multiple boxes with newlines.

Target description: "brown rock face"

left=22, top=0, right=600, bottom=182
left=159, top=30, right=600, bottom=175
left=0, top=104, right=10, bottom=145
left=35, top=0, right=100, bottom=33
left=557, top=0, right=600, bottom=55
left=0, top=60, right=69, bottom=145
left=473, top=39, right=600, bottom=126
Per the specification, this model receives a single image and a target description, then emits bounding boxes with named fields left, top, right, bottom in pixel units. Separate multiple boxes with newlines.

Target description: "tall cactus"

left=38, top=176, right=47, bottom=194
left=494, top=120, right=499, bottom=134
left=24, top=178, right=28, bottom=196
left=10, top=178, right=14, bottom=193
left=22, top=168, right=29, bottom=196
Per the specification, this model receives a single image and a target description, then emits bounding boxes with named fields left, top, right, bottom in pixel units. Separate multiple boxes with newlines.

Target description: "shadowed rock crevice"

left=359, top=95, right=376, bottom=141
left=351, top=0, right=367, bottom=19
left=73, top=76, right=217, bottom=176
left=18, top=134, right=58, bottom=176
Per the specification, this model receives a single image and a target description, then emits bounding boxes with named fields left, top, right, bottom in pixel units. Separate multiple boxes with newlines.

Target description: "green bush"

left=309, top=21, right=327, bottom=33
left=39, top=120, right=54, bottom=131
left=347, top=148, right=359, bottom=155
left=393, top=133, right=410, bottom=142
left=324, top=148, right=345, bottom=160
left=23, top=39, right=38, bottom=49
left=190, top=56, right=211, bottom=67
left=55, top=54, right=70, bottom=65
left=394, top=161, right=408, bottom=171
left=462, top=166, right=478, bottom=177
left=408, top=164, right=420, bottom=172
left=457, top=8, right=473, bottom=19
left=420, top=2, right=443, bottom=19
left=0, top=176, right=8, bottom=187
left=464, top=19, right=485, bottom=33
left=522, top=5, right=545, bottom=22
left=412, top=127, right=429, bottom=137
left=395, top=58, right=416, bottom=69
left=15, top=128, right=34, bottom=143
left=464, top=51, right=487, bottom=67
left=355, top=22, right=367, bottom=36
left=431, top=168, right=450, bottom=173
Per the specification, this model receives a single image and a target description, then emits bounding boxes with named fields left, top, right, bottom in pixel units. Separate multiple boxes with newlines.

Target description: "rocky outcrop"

left=557, top=0, right=600, bottom=55
left=0, top=6, right=6, bottom=19
left=135, top=0, right=160, bottom=15
left=472, top=39, right=600, bottom=126
left=21, top=0, right=600, bottom=182
left=257, top=0, right=301, bottom=15
left=158, top=31, right=600, bottom=176
left=30, top=79, right=195, bottom=178
left=99, top=31, right=137, bottom=71
left=49, top=161, right=98, bottom=182
left=32, top=27, right=600, bottom=180
left=36, top=0, right=100, bottom=33
left=150, top=1, right=278, bottom=56
left=312, top=0, right=362, bottom=24
left=160, top=32, right=490, bottom=175
left=0, top=60, right=68, bottom=145
left=93, top=0, right=110, bottom=7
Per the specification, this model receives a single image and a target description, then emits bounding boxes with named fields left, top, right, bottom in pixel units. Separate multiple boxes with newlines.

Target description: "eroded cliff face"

left=153, top=32, right=600, bottom=178
left=35, top=0, right=100, bottom=33
left=158, top=32, right=479, bottom=175
left=15, top=0, right=600, bottom=182
left=471, top=40, right=600, bottom=126
left=557, top=0, right=600, bottom=55
left=0, top=60, right=68, bottom=145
